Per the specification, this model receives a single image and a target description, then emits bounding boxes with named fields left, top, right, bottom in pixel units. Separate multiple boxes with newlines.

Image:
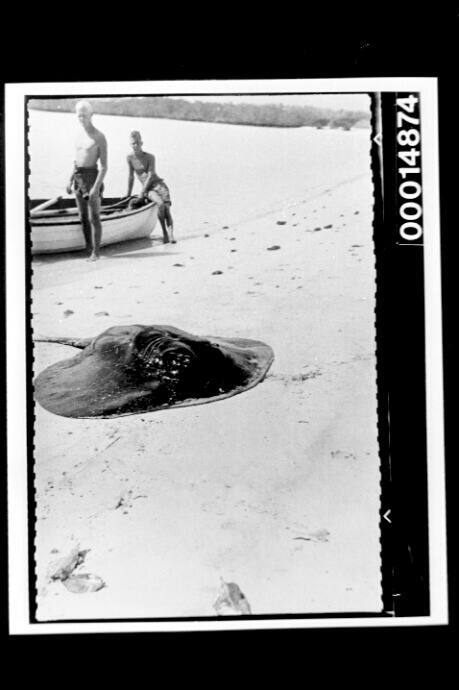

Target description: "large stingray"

left=34, top=325, right=274, bottom=418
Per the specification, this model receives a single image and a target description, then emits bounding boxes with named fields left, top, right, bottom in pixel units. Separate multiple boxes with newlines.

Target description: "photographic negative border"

left=6, top=78, right=447, bottom=633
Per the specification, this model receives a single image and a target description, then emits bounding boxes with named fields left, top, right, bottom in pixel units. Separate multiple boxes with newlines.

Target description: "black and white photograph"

left=5, top=78, right=447, bottom=632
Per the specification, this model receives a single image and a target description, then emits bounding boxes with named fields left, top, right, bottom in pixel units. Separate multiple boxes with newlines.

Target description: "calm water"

left=28, top=107, right=371, bottom=235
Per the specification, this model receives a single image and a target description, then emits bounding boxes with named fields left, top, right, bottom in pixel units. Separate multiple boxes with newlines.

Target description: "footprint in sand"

left=222, top=226, right=229, bottom=229
left=354, top=211, right=360, bottom=215
left=267, top=245, right=281, bottom=251
left=173, top=263, right=185, bottom=267
left=204, top=234, right=210, bottom=238
left=95, top=311, right=109, bottom=317
left=94, top=286, right=103, bottom=290
left=63, top=309, right=74, bottom=317
left=313, top=227, right=322, bottom=232
left=212, top=270, right=223, bottom=275
left=276, top=221, right=287, bottom=225
left=230, top=249, right=237, bottom=253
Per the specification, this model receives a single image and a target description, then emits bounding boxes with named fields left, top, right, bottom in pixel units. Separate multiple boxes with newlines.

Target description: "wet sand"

left=32, top=175, right=381, bottom=619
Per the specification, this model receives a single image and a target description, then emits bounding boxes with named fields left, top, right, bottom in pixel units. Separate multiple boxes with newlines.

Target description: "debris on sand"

left=354, top=211, right=360, bottom=215
left=204, top=234, right=210, bottom=238
left=293, top=528, right=330, bottom=543
left=113, top=488, right=135, bottom=511
left=47, top=546, right=106, bottom=594
left=48, top=546, right=88, bottom=582
left=94, top=286, right=103, bottom=289
left=213, top=579, right=252, bottom=615
left=267, top=245, right=281, bottom=251
left=63, top=309, right=74, bottom=317
left=63, top=573, right=106, bottom=594
left=173, top=263, right=185, bottom=267
left=95, top=311, right=109, bottom=317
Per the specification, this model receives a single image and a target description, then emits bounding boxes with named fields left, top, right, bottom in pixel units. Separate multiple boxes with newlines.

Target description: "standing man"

left=66, top=100, right=108, bottom=261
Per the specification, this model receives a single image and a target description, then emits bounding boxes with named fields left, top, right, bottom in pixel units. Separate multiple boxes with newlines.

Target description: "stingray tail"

left=33, top=335, right=92, bottom=349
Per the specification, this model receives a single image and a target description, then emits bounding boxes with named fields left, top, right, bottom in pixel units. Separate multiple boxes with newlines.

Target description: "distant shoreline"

left=28, top=97, right=370, bottom=131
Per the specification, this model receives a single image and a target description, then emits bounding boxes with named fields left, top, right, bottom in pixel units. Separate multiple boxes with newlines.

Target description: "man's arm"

left=66, top=166, right=75, bottom=194
left=89, top=133, right=108, bottom=199
left=126, top=156, right=135, bottom=196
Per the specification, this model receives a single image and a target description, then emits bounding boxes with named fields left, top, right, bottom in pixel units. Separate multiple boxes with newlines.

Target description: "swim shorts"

left=148, top=179, right=172, bottom=206
left=73, top=167, right=104, bottom=199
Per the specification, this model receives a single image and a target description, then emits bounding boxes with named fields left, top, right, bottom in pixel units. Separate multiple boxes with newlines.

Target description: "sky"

left=171, top=94, right=370, bottom=112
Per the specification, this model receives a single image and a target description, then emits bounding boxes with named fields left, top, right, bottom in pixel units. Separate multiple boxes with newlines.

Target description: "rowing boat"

left=29, top=196, right=159, bottom=255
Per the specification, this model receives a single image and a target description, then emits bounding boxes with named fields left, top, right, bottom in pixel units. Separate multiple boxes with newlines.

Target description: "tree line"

left=28, top=97, right=370, bottom=130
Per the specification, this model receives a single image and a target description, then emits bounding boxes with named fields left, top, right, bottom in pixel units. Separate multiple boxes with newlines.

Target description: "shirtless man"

left=126, top=131, right=175, bottom=243
left=66, top=100, right=108, bottom=261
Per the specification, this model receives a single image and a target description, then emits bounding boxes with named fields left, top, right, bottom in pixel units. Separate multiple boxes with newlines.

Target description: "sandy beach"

left=32, top=167, right=381, bottom=619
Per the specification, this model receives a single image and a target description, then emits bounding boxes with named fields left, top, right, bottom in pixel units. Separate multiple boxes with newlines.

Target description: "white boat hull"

left=30, top=201, right=159, bottom=255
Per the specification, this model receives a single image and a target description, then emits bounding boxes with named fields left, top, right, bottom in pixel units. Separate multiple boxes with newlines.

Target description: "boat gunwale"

left=29, top=200, right=158, bottom=227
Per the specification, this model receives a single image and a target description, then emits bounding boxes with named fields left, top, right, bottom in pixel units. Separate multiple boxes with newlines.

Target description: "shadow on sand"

left=32, top=236, right=180, bottom=265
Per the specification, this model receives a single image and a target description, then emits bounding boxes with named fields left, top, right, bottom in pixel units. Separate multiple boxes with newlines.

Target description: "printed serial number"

left=396, top=95, right=423, bottom=242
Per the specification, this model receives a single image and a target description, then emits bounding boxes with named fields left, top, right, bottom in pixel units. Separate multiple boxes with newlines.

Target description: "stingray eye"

left=163, top=344, right=195, bottom=369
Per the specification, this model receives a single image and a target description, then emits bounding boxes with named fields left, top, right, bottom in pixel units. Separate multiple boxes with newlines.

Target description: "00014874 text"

left=396, top=94, right=423, bottom=243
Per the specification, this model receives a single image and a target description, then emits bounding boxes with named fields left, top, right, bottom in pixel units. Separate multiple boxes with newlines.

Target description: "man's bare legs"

left=75, top=193, right=102, bottom=260
left=158, top=207, right=170, bottom=243
left=163, top=205, right=175, bottom=243
left=88, top=195, right=102, bottom=260
left=75, top=194, right=92, bottom=255
left=158, top=204, right=175, bottom=244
